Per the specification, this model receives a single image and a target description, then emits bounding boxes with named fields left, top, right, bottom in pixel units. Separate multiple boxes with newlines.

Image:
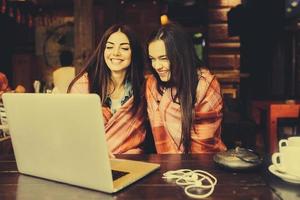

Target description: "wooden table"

left=251, top=101, right=300, bottom=153
left=0, top=154, right=299, bottom=200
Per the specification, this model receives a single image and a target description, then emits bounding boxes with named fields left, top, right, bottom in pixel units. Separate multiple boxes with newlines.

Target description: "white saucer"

left=268, top=165, right=300, bottom=184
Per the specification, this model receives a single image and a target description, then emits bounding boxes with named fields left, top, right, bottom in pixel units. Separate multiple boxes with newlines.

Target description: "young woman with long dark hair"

left=68, top=24, right=148, bottom=154
left=146, top=23, right=226, bottom=153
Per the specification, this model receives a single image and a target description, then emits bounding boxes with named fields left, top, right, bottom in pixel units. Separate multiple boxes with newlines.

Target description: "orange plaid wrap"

left=146, top=69, right=227, bottom=153
left=70, top=74, right=146, bottom=154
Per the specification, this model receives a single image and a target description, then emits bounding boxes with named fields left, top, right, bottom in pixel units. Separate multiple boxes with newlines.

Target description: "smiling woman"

left=148, top=40, right=170, bottom=82
left=104, top=31, right=132, bottom=77
left=146, top=23, right=226, bottom=154
left=67, top=24, right=148, bottom=155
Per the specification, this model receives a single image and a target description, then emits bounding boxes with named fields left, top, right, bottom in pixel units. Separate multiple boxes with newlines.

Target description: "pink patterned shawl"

left=70, top=74, right=146, bottom=154
left=146, top=69, right=227, bottom=153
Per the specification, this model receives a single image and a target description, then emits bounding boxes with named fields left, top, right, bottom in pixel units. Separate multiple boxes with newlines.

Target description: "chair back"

left=52, top=67, right=75, bottom=93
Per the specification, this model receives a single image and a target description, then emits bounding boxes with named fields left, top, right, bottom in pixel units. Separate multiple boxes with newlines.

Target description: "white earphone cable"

left=162, top=169, right=217, bottom=199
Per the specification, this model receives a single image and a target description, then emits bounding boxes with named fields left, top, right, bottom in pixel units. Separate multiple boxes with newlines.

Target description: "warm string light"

left=1, top=0, right=6, bottom=14
left=28, top=14, right=33, bottom=28
left=287, top=0, right=300, bottom=13
left=160, top=2, right=169, bottom=25
left=160, top=14, right=169, bottom=25
left=8, top=6, right=13, bottom=17
left=0, top=0, right=34, bottom=28
left=16, top=8, right=21, bottom=23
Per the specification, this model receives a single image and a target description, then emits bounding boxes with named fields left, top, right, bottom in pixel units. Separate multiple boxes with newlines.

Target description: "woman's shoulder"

left=145, top=74, right=157, bottom=87
left=70, top=73, right=89, bottom=93
left=145, top=73, right=156, bottom=81
left=197, top=67, right=215, bottom=82
left=76, top=73, right=89, bottom=83
left=144, top=74, right=159, bottom=99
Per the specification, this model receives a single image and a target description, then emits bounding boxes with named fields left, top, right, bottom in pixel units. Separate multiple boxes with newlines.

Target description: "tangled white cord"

left=162, top=169, right=217, bottom=199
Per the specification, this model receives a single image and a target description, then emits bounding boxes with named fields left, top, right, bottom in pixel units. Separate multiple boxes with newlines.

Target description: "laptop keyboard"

left=112, top=170, right=129, bottom=181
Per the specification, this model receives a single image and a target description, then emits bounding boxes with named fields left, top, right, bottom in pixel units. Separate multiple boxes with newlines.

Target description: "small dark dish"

left=213, top=147, right=263, bottom=170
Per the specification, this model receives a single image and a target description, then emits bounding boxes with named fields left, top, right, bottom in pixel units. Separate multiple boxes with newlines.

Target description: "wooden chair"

left=0, top=102, right=9, bottom=137
left=251, top=100, right=300, bottom=153
left=222, top=96, right=257, bottom=150
left=52, top=67, right=75, bottom=93
left=221, top=88, right=237, bottom=99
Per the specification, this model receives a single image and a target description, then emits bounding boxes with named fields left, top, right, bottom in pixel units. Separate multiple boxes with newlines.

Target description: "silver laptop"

left=2, top=93, right=160, bottom=193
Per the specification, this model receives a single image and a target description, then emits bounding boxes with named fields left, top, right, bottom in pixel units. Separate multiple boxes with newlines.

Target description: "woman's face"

left=148, top=39, right=171, bottom=82
left=104, top=31, right=132, bottom=73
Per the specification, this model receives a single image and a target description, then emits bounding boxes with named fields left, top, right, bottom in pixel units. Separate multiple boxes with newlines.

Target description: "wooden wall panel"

left=124, top=11, right=142, bottom=24
left=208, top=24, right=239, bottom=42
left=94, top=6, right=105, bottom=45
left=208, top=42, right=240, bottom=54
left=207, top=0, right=241, bottom=77
left=208, top=54, right=240, bottom=69
left=208, top=8, right=230, bottom=23
left=74, top=0, right=94, bottom=72
left=208, top=0, right=241, bottom=8
left=119, top=1, right=160, bottom=41
left=209, top=42, right=240, bottom=49
left=12, top=54, right=35, bottom=92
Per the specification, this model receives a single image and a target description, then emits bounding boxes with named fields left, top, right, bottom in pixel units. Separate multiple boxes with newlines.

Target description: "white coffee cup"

left=279, top=137, right=300, bottom=151
left=272, top=146, right=300, bottom=177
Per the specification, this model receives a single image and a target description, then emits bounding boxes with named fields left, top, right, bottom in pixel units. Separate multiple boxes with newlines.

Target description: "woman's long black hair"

left=68, top=24, right=145, bottom=114
left=147, top=23, right=201, bottom=153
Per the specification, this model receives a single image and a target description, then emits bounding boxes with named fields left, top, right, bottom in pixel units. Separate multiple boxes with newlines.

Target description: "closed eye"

left=160, top=57, right=168, bottom=61
left=149, top=57, right=155, bottom=62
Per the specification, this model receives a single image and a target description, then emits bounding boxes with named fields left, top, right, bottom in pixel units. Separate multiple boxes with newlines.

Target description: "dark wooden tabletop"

left=0, top=153, right=299, bottom=200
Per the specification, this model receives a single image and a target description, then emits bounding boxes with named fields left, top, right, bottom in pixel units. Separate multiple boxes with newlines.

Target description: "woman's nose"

left=112, top=47, right=121, bottom=56
left=152, top=60, right=162, bottom=70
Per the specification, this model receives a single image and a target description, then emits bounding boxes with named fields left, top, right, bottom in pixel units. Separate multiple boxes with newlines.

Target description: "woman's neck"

left=110, top=71, right=126, bottom=89
left=109, top=71, right=126, bottom=99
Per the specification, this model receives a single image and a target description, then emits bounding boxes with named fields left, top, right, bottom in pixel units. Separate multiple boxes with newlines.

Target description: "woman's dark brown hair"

left=147, top=23, right=201, bottom=153
left=68, top=24, right=145, bottom=114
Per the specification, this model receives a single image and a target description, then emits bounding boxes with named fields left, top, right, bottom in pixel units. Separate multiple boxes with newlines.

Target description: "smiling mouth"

left=110, top=58, right=124, bottom=64
left=157, top=71, right=169, bottom=76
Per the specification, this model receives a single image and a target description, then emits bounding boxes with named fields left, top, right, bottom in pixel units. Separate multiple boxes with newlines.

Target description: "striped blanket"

left=70, top=74, right=146, bottom=154
left=146, top=69, right=227, bottom=153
